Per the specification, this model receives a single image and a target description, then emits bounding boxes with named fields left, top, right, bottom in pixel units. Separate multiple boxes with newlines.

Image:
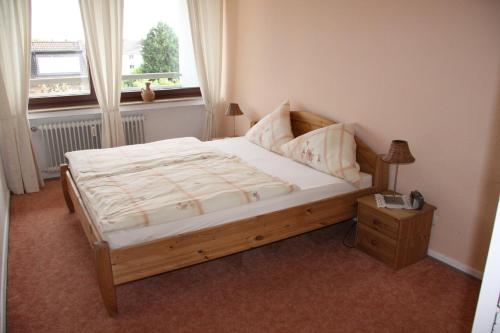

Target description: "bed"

left=60, top=111, right=388, bottom=316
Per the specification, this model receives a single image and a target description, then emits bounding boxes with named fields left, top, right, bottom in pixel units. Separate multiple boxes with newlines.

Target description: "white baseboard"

left=0, top=195, right=9, bottom=333
left=428, top=249, right=483, bottom=279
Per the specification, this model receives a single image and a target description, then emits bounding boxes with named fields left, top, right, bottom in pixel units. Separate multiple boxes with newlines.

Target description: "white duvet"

left=65, top=137, right=297, bottom=233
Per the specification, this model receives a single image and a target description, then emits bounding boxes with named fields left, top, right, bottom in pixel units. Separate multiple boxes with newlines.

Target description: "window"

left=29, top=0, right=200, bottom=110
left=29, top=0, right=91, bottom=102
left=121, top=0, right=199, bottom=102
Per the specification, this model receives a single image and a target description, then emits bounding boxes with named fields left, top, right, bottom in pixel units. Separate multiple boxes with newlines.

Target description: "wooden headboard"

left=252, top=111, right=388, bottom=190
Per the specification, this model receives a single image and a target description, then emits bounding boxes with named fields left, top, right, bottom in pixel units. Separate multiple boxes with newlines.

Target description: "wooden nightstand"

left=356, top=194, right=436, bottom=269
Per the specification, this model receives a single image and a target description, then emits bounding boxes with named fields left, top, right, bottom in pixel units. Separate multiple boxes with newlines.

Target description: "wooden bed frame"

left=60, top=111, right=388, bottom=316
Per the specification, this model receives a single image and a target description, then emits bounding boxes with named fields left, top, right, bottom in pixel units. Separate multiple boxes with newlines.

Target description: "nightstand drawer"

left=358, top=205, right=399, bottom=239
left=356, top=224, right=397, bottom=265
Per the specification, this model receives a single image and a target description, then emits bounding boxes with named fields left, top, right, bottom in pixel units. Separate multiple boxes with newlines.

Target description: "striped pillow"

left=245, top=100, right=294, bottom=154
left=281, top=123, right=361, bottom=186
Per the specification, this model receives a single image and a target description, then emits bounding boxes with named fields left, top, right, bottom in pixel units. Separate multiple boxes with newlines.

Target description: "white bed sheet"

left=101, top=137, right=371, bottom=249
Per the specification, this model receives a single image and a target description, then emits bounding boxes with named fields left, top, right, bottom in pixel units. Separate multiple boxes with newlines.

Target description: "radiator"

left=35, top=114, right=145, bottom=173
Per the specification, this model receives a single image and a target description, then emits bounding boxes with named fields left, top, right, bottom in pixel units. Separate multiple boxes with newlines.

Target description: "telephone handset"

left=410, top=190, right=425, bottom=210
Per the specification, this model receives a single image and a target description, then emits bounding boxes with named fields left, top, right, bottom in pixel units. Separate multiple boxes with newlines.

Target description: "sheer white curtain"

left=80, top=0, right=126, bottom=148
left=0, top=0, right=43, bottom=194
left=187, top=0, right=224, bottom=141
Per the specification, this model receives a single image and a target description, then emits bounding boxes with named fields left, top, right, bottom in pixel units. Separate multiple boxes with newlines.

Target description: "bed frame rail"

left=110, top=188, right=374, bottom=285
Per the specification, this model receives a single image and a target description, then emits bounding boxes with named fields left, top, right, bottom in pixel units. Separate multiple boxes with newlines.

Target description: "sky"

left=31, top=0, right=188, bottom=42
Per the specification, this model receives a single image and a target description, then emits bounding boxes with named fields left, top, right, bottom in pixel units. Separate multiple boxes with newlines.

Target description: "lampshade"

left=225, top=103, right=243, bottom=116
left=382, top=140, right=415, bottom=164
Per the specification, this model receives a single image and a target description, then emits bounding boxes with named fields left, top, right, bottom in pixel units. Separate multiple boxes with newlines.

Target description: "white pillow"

left=281, top=123, right=361, bottom=186
left=245, top=100, right=294, bottom=154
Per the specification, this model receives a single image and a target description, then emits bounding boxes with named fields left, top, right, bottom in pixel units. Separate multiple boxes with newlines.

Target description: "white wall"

left=142, top=104, right=204, bottom=142
left=0, top=152, right=10, bottom=333
left=29, top=99, right=205, bottom=178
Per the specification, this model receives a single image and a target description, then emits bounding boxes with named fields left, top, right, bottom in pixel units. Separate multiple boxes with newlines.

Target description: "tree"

left=139, top=22, right=179, bottom=74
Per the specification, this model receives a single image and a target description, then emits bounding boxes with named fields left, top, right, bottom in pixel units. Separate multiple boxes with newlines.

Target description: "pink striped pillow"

left=245, top=100, right=294, bottom=154
left=281, top=123, right=361, bottom=186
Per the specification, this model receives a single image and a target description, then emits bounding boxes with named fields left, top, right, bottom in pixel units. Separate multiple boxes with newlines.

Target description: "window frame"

left=28, top=67, right=201, bottom=111
left=32, top=51, right=87, bottom=78
left=29, top=34, right=200, bottom=110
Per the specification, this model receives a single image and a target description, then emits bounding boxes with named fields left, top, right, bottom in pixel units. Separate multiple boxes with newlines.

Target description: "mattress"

left=95, top=137, right=372, bottom=249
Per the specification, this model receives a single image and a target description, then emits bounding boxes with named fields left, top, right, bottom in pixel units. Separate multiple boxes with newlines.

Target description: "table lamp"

left=225, top=103, right=244, bottom=137
left=382, top=140, right=415, bottom=205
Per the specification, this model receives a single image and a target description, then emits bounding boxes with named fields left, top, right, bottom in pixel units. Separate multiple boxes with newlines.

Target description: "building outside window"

left=122, top=40, right=143, bottom=75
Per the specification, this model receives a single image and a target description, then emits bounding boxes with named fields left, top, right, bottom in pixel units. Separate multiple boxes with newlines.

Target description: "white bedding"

left=97, top=137, right=372, bottom=248
left=67, top=137, right=297, bottom=233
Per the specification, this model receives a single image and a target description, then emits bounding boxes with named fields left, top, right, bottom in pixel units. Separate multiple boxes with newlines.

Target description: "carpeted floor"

left=7, top=180, right=480, bottom=332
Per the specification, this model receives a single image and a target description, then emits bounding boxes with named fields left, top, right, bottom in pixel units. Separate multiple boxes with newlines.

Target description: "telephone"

left=375, top=191, right=425, bottom=210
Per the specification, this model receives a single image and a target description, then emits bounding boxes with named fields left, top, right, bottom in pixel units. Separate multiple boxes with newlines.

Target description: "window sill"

left=27, top=97, right=204, bottom=120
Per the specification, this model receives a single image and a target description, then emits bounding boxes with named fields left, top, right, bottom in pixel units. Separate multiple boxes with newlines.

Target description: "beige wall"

left=221, top=0, right=500, bottom=272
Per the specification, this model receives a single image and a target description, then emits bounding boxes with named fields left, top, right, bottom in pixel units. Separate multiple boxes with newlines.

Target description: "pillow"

left=245, top=100, right=294, bottom=154
left=281, top=123, right=361, bottom=186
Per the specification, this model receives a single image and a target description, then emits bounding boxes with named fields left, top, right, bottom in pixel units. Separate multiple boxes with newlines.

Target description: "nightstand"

left=356, top=194, right=436, bottom=269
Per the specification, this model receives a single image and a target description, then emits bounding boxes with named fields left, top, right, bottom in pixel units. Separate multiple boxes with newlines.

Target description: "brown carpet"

left=7, top=180, right=480, bottom=332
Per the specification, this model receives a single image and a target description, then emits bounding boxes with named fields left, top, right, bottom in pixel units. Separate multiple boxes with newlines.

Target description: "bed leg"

left=94, top=241, right=118, bottom=317
left=60, top=164, right=75, bottom=213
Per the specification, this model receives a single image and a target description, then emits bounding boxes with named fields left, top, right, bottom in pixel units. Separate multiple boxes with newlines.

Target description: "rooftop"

left=31, top=41, right=84, bottom=52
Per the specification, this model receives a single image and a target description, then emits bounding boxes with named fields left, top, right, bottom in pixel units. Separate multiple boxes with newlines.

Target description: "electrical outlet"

left=432, top=212, right=439, bottom=226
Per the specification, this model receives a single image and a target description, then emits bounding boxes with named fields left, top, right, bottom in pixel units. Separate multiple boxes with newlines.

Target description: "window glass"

left=30, top=0, right=90, bottom=98
left=122, top=0, right=199, bottom=92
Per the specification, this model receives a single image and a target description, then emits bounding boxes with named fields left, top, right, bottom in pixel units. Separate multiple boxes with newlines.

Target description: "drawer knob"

left=372, top=219, right=381, bottom=226
left=370, top=239, right=378, bottom=246
left=305, top=208, right=313, bottom=215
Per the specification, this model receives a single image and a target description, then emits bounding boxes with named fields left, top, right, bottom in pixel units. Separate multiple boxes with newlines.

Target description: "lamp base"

left=383, top=195, right=405, bottom=205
